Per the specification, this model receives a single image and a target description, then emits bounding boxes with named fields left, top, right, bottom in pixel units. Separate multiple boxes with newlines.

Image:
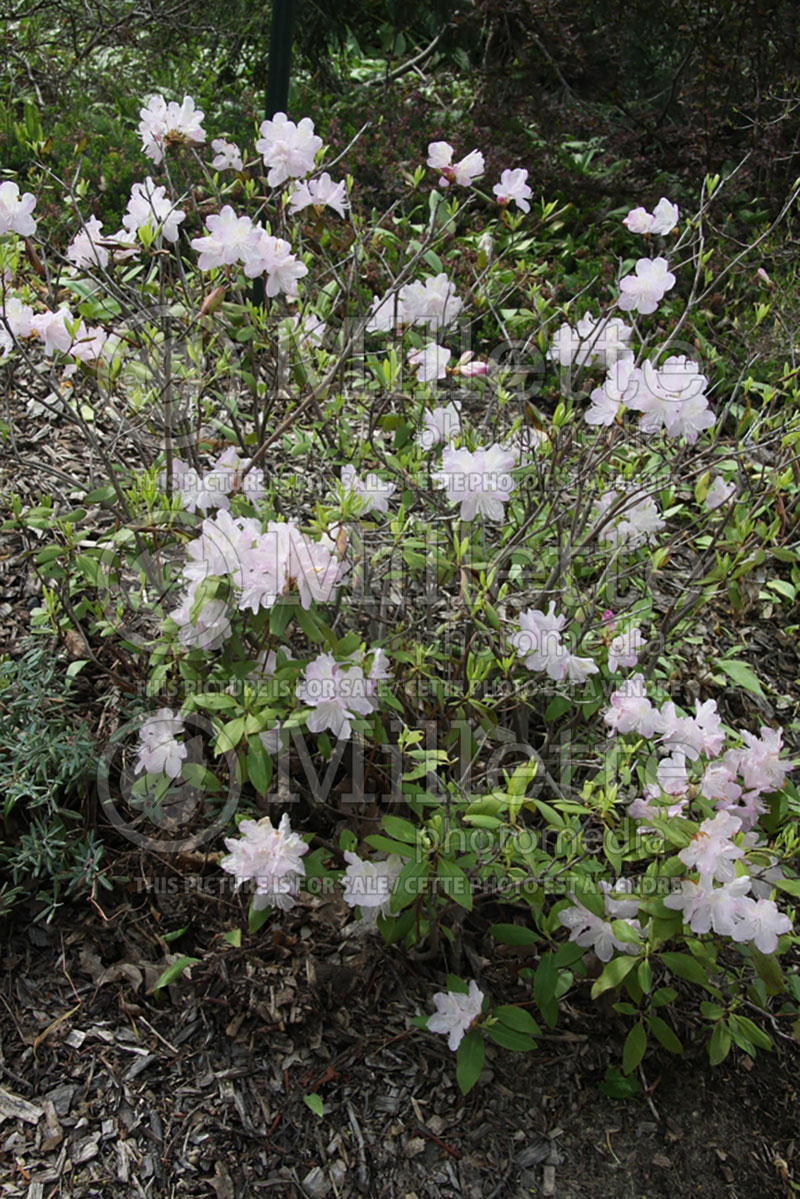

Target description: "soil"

left=0, top=884, right=797, bottom=1199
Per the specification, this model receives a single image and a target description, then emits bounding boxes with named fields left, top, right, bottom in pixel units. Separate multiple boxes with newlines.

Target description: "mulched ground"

left=0, top=881, right=797, bottom=1199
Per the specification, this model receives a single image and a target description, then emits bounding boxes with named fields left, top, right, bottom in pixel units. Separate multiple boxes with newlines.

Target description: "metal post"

left=254, top=0, right=296, bottom=308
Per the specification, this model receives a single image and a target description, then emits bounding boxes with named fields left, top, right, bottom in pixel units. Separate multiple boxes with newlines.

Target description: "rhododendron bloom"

left=650, top=197, right=680, bottom=235
left=604, top=674, right=664, bottom=737
left=617, top=256, right=676, bottom=315
left=408, top=342, right=450, bottom=383
left=288, top=173, right=349, bottom=218
left=342, top=852, right=404, bottom=920
left=656, top=750, right=689, bottom=795
left=679, top=812, right=744, bottom=882
left=123, top=178, right=185, bottom=243
left=548, top=315, right=633, bottom=370
left=622, top=198, right=678, bottom=235
left=242, top=230, right=308, bottom=297
left=608, top=628, right=645, bottom=672
left=138, top=94, right=205, bottom=164
left=415, top=401, right=462, bottom=450
left=738, top=726, right=794, bottom=795
left=453, top=350, right=488, bottom=377
left=67, top=216, right=109, bottom=270
left=296, top=652, right=377, bottom=740
left=191, top=206, right=255, bottom=269
left=211, top=138, right=243, bottom=171
left=623, top=206, right=653, bottom=234
left=427, top=981, right=484, bottom=1051
left=510, top=603, right=569, bottom=680
left=0, top=296, right=34, bottom=358
left=31, top=308, right=76, bottom=356
left=400, top=273, right=463, bottom=331
left=558, top=896, right=641, bottom=961
left=730, top=897, right=792, bottom=953
left=221, top=813, right=308, bottom=911
left=0, top=181, right=37, bottom=236
left=600, top=879, right=640, bottom=919
left=706, top=476, right=735, bottom=510
left=426, top=142, right=484, bottom=187
left=171, top=587, right=232, bottom=650
left=340, top=464, right=396, bottom=515
left=665, top=875, right=752, bottom=936
left=493, top=167, right=532, bottom=213
left=596, top=490, right=665, bottom=549
left=256, top=112, right=322, bottom=187
left=434, top=442, right=516, bottom=520
left=366, top=290, right=405, bottom=334
left=135, top=708, right=187, bottom=778
left=659, top=697, right=725, bottom=760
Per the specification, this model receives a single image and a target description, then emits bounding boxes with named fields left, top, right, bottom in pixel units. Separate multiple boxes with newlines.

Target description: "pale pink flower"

left=296, top=652, right=376, bottom=740
left=434, top=442, right=516, bottom=521
left=135, top=708, right=187, bottom=778
left=0, top=296, right=34, bottom=358
left=400, top=273, right=463, bottom=332
left=31, top=308, right=76, bottom=356
left=493, top=167, right=532, bottom=213
left=191, top=206, right=255, bottom=269
left=0, top=181, right=37, bottom=236
left=67, top=216, right=109, bottom=270
left=426, top=142, right=484, bottom=187
left=408, top=342, right=450, bottom=383
left=608, top=628, right=645, bottom=673
left=122, top=178, right=185, bottom=242
left=427, top=981, right=484, bottom=1051
left=211, top=139, right=243, bottom=171
left=706, top=476, right=736, bottom=510
left=603, top=674, right=664, bottom=738
left=342, top=852, right=404, bottom=920
left=731, top=897, right=792, bottom=953
left=618, top=256, right=676, bottom=315
left=559, top=895, right=641, bottom=961
left=242, top=229, right=308, bottom=296
left=340, top=464, right=396, bottom=515
left=288, top=172, right=349, bottom=219
left=650, top=198, right=680, bottom=235
left=138, top=94, right=205, bottom=164
left=415, top=401, right=462, bottom=450
left=221, top=813, right=308, bottom=911
left=623, top=206, right=654, bottom=234
left=664, top=875, right=752, bottom=936
left=679, top=811, right=744, bottom=882
left=256, top=112, right=322, bottom=187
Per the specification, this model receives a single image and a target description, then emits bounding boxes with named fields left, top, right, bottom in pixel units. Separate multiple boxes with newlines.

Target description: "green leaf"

left=456, top=1028, right=485, bottom=1095
left=659, top=952, right=709, bottom=986
left=153, top=956, right=200, bottom=999
left=436, top=858, right=472, bottom=910
left=647, top=1015, right=683, bottom=1054
left=714, top=658, right=766, bottom=698
left=489, top=923, right=538, bottom=947
left=708, top=1022, right=731, bottom=1065
left=729, top=1015, right=772, bottom=1052
left=247, top=738, right=272, bottom=796
left=364, top=834, right=415, bottom=858
left=598, top=1065, right=641, bottom=1099
left=534, top=953, right=560, bottom=1028
left=248, top=901, right=272, bottom=933
left=622, top=1023, right=647, bottom=1074
left=750, top=947, right=785, bottom=994
left=774, top=877, right=800, bottom=897
left=381, top=816, right=419, bottom=844
left=390, top=858, right=430, bottom=913
left=494, top=1006, right=541, bottom=1036
left=544, top=695, right=572, bottom=722
left=486, top=1023, right=536, bottom=1051
left=163, top=924, right=190, bottom=944
left=304, top=1093, right=324, bottom=1118
left=296, top=605, right=329, bottom=645
left=591, top=955, right=638, bottom=999
left=223, top=928, right=242, bottom=948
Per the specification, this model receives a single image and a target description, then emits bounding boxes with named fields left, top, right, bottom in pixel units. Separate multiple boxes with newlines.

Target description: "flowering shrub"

left=2, top=90, right=799, bottom=1097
